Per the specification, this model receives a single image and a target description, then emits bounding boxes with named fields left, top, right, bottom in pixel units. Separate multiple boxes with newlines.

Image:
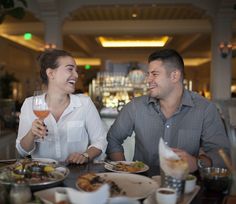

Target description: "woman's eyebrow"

left=65, top=64, right=75, bottom=67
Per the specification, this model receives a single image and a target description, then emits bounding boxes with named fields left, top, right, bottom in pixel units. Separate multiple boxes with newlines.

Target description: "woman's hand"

left=31, top=119, right=47, bottom=139
left=66, top=152, right=88, bottom=164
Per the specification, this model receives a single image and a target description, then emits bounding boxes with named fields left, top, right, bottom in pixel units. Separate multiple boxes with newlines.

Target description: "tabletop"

left=60, top=162, right=226, bottom=204
left=0, top=161, right=227, bottom=204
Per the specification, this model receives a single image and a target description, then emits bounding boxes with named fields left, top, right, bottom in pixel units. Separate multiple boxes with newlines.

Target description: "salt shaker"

left=10, top=183, right=32, bottom=204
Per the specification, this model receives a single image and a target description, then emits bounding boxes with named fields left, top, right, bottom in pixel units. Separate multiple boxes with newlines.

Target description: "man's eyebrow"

left=148, top=70, right=159, bottom=74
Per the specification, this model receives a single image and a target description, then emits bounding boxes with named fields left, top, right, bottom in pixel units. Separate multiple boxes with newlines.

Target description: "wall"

left=0, top=37, right=39, bottom=102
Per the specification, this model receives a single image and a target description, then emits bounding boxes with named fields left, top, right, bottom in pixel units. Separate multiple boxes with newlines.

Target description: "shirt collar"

left=146, top=89, right=194, bottom=108
left=68, top=94, right=82, bottom=109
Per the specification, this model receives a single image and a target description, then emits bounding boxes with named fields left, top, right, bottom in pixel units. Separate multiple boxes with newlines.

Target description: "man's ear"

left=46, top=68, right=55, bottom=80
left=170, top=69, right=181, bottom=82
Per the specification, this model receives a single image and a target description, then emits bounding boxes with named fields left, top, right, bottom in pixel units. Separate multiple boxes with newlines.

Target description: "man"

left=106, top=49, right=230, bottom=173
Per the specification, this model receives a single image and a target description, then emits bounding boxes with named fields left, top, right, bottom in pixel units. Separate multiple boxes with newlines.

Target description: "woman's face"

left=47, top=56, right=78, bottom=94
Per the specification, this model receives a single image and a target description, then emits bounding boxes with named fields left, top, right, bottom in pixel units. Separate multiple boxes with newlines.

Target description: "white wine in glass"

left=32, top=90, right=50, bottom=142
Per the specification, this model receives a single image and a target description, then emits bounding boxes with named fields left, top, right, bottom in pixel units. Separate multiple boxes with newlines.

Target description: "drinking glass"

left=10, top=183, right=31, bottom=204
left=32, top=90, right=50, bottom=142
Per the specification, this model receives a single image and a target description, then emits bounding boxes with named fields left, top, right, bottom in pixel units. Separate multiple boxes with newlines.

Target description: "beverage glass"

left=10, top=183, right=31, bottom=204
left=32, top=90, right=50, bottom=142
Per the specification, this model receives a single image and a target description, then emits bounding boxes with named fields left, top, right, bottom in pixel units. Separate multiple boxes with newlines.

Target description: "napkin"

left=66, top=184, right=110, bottom=204
left=159, top=138, right=189, bottom=180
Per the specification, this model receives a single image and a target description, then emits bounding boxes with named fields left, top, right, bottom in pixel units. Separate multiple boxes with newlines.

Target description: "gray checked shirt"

left=106, top=89, right=230, bottom=169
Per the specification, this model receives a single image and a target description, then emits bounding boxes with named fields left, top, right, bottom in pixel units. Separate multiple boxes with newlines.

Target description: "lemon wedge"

left=44, top=165, right=55, bottom=173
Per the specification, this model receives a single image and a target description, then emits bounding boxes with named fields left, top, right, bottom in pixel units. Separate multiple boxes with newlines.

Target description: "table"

left=60, top=162, right=226, bottom=204
left=0, top=161, right=227, bottom=203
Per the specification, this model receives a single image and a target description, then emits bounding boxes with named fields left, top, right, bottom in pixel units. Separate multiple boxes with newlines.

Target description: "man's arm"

left=201, top=103, right=230, bottom=167
left=108, top=152, right=125, bottom=161
left=106, top=101, right=135, bottom=160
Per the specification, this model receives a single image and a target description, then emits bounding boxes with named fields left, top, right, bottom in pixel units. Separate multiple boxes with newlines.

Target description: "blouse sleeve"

left=85, top=97, right=107, bottom=153
left=16, top=97, right=36, bottom=156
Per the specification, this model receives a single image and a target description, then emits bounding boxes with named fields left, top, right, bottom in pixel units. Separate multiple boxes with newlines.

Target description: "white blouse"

left=16, top=94, right=107, bottom=161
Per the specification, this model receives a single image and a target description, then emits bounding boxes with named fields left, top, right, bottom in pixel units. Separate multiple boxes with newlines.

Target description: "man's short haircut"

left=148, top=49, right=185, bottom=81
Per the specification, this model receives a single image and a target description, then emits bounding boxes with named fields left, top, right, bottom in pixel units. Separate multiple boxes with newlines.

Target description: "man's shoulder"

left=131, top=95, right=149, bottom=104
left=188, top=91, right=213, bottom=109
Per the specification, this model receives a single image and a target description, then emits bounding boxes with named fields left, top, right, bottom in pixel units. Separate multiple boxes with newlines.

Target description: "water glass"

left=10, top=183, right=32, bottom=204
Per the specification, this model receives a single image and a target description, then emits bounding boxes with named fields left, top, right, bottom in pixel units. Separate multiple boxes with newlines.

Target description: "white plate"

left=104, top=161, right=149, bottom=173
left=34, top=188, right=141, bottom=204
left=77, top=172, right=159, bottom=200
left=32, top=157, right=58, bottom=164
left=34, top=187, right=72, bottom=204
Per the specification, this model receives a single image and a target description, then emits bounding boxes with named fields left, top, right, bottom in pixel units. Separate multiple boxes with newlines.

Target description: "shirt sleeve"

left=85, top=97, right=108, bottom=153
left=16, top=98, right=36, bottom=156
left=106, top=100, right=135, bottom=154
left=201, top=102, right=230, bottom=167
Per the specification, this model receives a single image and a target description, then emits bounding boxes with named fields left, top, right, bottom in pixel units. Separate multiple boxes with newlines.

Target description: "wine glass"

left=32, top=90, right=50, bottom=142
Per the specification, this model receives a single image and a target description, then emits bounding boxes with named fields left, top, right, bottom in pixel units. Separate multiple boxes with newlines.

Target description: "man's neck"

left=159, top=86, right=184, bottom=119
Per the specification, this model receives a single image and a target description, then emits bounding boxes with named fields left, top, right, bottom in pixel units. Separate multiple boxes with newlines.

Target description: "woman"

left=16, top=49, right=107, bottom=164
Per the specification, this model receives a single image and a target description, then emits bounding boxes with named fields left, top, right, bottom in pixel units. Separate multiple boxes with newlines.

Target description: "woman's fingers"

left=66, top=153, right=87, bottom=164
left=32, top=119, right=47, bottom=138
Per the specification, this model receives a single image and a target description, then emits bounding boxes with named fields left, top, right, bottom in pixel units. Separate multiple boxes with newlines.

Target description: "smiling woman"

left=16, top=49, right=107, bottom=164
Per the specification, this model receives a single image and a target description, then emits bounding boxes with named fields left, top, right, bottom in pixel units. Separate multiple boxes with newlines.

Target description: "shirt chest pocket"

left=67, top=121, right=86, bottom=142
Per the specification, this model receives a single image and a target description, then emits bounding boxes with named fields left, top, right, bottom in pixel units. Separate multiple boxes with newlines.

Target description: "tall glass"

left=32, top=90, right=50, bottom=142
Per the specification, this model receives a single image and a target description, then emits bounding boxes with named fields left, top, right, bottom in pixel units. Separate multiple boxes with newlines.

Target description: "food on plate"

left=112, top=161, right=145, bottom=172
left=77, top=173, right=126, bottom=196
left=0, top=158, right=65, bottom=184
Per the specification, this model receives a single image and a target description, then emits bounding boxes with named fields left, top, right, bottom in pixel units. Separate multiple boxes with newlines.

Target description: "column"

left=41, top=15, right=63, bottom=49
left=211, top=12, right=233, bottom=100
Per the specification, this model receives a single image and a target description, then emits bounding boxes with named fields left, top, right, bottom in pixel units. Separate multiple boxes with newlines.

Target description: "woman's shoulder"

left=71, top=94, right=93, bottom=105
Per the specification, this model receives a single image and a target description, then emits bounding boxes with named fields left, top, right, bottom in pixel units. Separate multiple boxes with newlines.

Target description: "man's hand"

left=171, top=148, right=197, bottom=172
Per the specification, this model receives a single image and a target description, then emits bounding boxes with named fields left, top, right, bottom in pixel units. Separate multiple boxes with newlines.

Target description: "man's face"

left=146, top=60, right=174, bottom=99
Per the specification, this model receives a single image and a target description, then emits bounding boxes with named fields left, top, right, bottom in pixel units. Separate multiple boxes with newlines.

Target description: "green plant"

left=0, top=0, right=27, bottom=24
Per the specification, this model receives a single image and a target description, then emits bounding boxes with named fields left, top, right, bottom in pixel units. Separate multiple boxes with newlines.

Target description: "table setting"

left=0, top=137, right=234, bottom=204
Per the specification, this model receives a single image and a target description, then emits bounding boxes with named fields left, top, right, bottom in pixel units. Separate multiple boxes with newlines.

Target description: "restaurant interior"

left=0, top=0, right=236, bottom=203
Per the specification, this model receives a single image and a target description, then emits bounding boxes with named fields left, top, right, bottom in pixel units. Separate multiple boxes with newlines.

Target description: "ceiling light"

left=97, top=36, right=170, bottom=47
left=75, top=58, right=101, bottom=66
left=184, top=58, right=210, bottom=66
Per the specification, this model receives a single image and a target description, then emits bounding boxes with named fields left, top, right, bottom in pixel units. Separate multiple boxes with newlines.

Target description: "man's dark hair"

left=37, top=49, right=72, bottom=85
left=148, top=49, right=185, bottom=81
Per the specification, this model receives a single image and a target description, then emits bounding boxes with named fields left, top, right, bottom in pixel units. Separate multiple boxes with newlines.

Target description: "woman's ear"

left=46, top=68, right=55, bottom=80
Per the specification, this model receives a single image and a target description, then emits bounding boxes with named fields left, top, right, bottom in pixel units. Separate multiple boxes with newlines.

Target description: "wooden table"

left=60, top=162, right=227, bottom=204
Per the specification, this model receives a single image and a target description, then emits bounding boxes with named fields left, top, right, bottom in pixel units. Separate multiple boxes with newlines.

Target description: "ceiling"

left=1, top=2, right=236, bottom=66
left=65, top=4, right=212, bottom=63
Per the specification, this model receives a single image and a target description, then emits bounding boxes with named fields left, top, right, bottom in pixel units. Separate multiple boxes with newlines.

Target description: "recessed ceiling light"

left=74, top=58, right=101, bottom=66
left=97, top=36, right=170, bottom=47
left=184, top=58, right=210, bottom=66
